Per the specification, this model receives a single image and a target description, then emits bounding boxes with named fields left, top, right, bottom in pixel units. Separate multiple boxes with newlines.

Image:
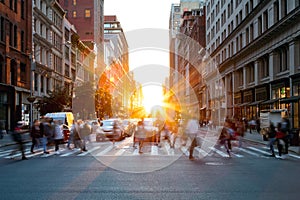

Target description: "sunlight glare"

left=142, top=84, right=164, bottom=114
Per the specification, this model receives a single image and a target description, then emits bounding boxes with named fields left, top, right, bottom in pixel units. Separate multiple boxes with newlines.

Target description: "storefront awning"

left=280, top=96, right=300, bottom=104
left=261, top=98, right=279, bottom=105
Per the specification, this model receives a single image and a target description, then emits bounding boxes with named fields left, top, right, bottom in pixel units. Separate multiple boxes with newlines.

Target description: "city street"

left=0, top=132, right=300, bottom=200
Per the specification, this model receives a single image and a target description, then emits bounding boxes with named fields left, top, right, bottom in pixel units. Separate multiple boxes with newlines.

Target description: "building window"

left=73, top=11, right=77, bottom=18
left=21, top=0, right=25, bottom=19
left=0, top=17, right=4, bottom=42
left=250, top=23, right=254, bottom=42
left=279, top=46, right=289, bottom=72
left=21, top=31, right=24, bottom=52
left=9, top=22, right=13, bottom=46
left=20, top=63, right=26, bottom=82
left=263, top=10, right=269, bottom=31
left=73, top=0, right=76, bottom=6
left=85, top=9, right=91, bottom=18
left=257, top=16, right=262, bottom=36
left=260, top=55, right=269, bottom=78
left=274, top=1, right=279, bottom=23
left=14, top=25, right=17, bottom=48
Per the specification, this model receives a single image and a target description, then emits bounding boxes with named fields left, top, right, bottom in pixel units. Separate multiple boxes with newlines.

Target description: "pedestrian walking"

left=236, top=118, right=245, bottom=148
left=67, top=120, right=75, bottom=150
left=10, top=122, right=27, bottom=160
left=39, top=117, right=51, bottom=154
left=185, top=118, right=200, bottom=160
left=53, top=120, right=64, bottom=154
left=79, top=120, right=91, bottom=152
left=135, top=119, right=146, bottom=154
left=281, top=117, right=290, bottom=154
left=267, top=122, right=276, bottom=157
left=73, top=120, right=83, bottom=150
left=276, top=122, right=286, bottom=159
left=30, top=119, right=41, bottom=153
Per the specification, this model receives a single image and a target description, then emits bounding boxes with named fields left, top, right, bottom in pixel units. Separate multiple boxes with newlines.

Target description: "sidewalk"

left=0, top=132, right=31, bottom=148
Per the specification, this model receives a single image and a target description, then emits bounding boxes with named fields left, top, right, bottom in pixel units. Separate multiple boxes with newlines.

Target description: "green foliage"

left=95, top=87, right=112, bottom=119
left=35, top=87, right=71, bottom=116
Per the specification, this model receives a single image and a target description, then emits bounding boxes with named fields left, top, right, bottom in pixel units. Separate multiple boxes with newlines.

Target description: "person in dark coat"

left=10, top=122, right=27, bottom=160
left=30, top=119, right=41, bottom=153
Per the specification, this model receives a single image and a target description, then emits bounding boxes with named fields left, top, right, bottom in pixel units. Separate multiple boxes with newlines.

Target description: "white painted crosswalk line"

left=238, top=147, right=261, bottom=157
left=115, top=149, right=125, bottom=156
left=60, top=148, right=81, bottom=157
left=195, top=147, right=208, bottom=157
left=262, top=146, right=300, bottom=159
left=181, top=146, right=189, bottom=156
left=133, top=148, right=139, bottom=155
left=247, top=147, right=270, bottom=156
left=209, top=147, right=230, bottom=157
left=26, top=151, right=44, bottom=158
left=96, top=145, right=114, bottom=156
left=151, top=145, right=158, bottom=155
left=77, top=146, right=101, bottom=156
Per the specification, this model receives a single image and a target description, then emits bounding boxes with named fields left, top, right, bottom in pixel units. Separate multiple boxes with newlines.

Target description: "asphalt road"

left=0, top=151, right=299, bottom=200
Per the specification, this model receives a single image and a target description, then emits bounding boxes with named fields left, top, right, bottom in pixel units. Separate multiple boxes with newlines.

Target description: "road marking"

left=26, top=151, right=44, bottom=158
left=151, top=145, right=158, bottom=155
left=238, top=147, right=260, bottom=157
left=262, top=146, right=300, bottom=159
left=60, top=148, right=81, bottom=157
left=247, top=147, right=270, bottom=156
left=209, top=147, right=230, bottom=157
left=95, top=145, right=114, bottom=156
left=77, top=146, right=101, bottom=156
left=115, top=149, right=125, bottom=156
left=195, top=147, right=208, bottom=157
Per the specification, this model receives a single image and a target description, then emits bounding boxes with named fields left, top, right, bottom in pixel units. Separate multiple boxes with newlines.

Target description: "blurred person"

left=236, top=118, right=245, bottom=148
left=30, top=119, right=41, bottom=153
left=267, top=122, right=276, bottom=157
left=185, top=118, right=200, bottom=160
left=281, top=117, right=291, bottom=154
left=79, top=120, right=91, bottom=151
left=39, top=117, right=51, bottom=154
left=276, top=122, right=286, bottom=159
left=135, top=119, right=145, bottom=154
left=53, top=120, right=64, bottom=154
left=10, top=122, right=27, bottom=160
left=73, top=120, right=83, bottom=150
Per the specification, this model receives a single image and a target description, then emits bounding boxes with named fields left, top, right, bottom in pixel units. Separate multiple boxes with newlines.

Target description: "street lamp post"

left=27, top=56, right=36, bottom=127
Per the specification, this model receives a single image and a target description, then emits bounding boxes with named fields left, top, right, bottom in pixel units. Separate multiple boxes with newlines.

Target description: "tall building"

left=169, top=0, right=206, bottom=121
left=0, top=0, right=32, bottom=130
left=58, top=0, right=105, bottom=83
left=102, top=15, right=129, bottom=118
left=205, top=0, right=300, bottom=128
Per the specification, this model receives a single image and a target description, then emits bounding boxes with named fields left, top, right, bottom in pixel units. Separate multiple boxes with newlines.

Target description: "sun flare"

left=142, top=84, right=164, bottom=114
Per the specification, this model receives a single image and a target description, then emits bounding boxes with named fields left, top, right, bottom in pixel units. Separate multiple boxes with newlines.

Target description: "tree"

left=95, top=87, right=112, bottom=119
left=73, top=81, right=96, bottom=120
left=35, top=87, right=72, bottom=116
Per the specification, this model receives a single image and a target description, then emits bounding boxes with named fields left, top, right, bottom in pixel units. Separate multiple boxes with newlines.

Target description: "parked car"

left=99, top=119, right=125, bottom=141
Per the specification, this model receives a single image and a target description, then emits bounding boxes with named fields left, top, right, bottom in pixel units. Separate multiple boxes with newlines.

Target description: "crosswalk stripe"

left=238, top=147, right=260, bottom=157
left=115, top=149, right=125, bottom=156
left=247, top=147, right=270, bottom=155
left=96, top=145, right=113, bottom=156
left=77, top=146, right=101, bottom=156
left=26, top=151, right=44, bottom=158
left=60, top=149, right=81, bottom=157
left=195, top=147, right=208, bottom=157
left=262, top=147, right=300, bottom=159
left=209, top=147, right=230, bottom=157
left=151, top=146, right=158, bottom=155
left=133, top=148, right=139, bottom=155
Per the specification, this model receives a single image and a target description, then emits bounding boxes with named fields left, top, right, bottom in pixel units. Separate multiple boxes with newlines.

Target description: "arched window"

left=10, top=59, right=17, bottom=86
